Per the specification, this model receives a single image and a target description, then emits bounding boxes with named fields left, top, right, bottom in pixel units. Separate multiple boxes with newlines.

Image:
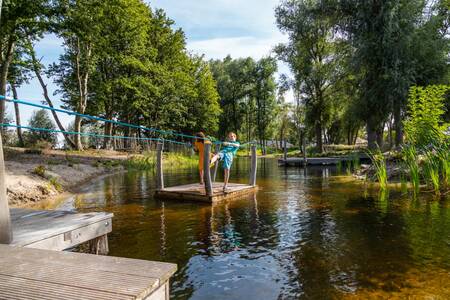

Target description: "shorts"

left=218, top=152, right=234, bottom=170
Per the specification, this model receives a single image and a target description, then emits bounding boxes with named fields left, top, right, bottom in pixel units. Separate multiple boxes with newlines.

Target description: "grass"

left=32, top=165, right=46, bottom=177
left=126, top=152, right=197, bottom=170
left=423, top=152, right=441, bottom=195
left=402, top=145, right=420, bottom=194
left=369, top=150, right=388, bottom=191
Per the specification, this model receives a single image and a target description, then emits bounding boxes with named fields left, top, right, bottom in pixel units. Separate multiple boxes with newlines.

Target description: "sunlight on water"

left=69, top=158, right=450, bottom=299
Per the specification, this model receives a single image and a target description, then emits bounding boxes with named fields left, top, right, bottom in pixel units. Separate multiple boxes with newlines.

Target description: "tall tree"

left=276, top=0, right=343, bottom=153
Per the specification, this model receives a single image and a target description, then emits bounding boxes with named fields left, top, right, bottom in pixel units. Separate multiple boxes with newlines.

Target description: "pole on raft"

left=156, top=142, right=164, bottom=191
left=249, top=145, right=257, bottom=187
left=0, top=131, right=12, bottom=244
left=283, top=139, right=288, bottom=162
left=212, top=143, right=220, bottom=182
left=203, top=143, right=213, bottom=197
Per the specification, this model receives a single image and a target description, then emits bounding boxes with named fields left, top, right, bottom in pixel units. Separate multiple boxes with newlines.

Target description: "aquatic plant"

left=336, top=160, right=342, bottom=173
left=369, top=150, right=388, bottom=191
left=423, top=152, right=441, bottom=195
left=351, top=153, right=360, bottom=170
left=402, top=145, right=420, bottom=194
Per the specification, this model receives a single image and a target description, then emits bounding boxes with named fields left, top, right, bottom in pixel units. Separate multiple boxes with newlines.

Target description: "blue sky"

left=12, top=0, right=291, bottom=128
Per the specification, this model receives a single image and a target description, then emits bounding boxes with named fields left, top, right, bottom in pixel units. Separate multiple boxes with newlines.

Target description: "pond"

left=66, top=158, right=450, bottom=299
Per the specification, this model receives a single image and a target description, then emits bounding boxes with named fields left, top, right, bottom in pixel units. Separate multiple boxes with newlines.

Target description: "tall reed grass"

left=126, top=152, right=197, bottom=170
left=423, top=152, right=441, bottom=195
left=402, top=145, right=420, bottom=194
left=369, top=150, right=388, bottom=191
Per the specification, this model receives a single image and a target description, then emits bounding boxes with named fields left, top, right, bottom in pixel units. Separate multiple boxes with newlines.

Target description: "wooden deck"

left=10, top=208, right=112, bottom=252
left=279, top=154, right=370, bottom=167
left=155, top=183, right=257, bottom=203
left=0, top=244, right=177, bottom=300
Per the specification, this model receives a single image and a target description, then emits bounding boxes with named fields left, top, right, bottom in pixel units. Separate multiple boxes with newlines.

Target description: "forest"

left=0, top=0, right=449, bottom=153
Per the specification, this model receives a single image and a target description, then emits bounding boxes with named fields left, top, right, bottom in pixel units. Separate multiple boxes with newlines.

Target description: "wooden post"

left=203, top=143, right=213, bottom=197
left=303, top=134, right=307, bottom=166
left=0, top=133, right=12, bottom=244
left=283, top=139, right=288, bottom=162
left=89, top=234, right=109, bottom=255
left=249, top=145, right=257, bottom=186
left=212, top=143, right=220, bottom=182
left=156, top=142, right=164, bottom=191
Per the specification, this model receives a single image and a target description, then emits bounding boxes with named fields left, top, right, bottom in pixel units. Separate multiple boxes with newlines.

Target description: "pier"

left=278, top=154, right=370, bottom=167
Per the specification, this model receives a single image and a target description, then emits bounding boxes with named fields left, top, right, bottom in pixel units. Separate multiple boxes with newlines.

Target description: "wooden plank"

left=10, top=208, right=112, bottom=250
left=0, top=245, right=177, bottom=300
left=156, top=143, right=164, bottom=191
left=0, top=245, right=177, bottom=284
left=0, top=275, right=132, bottom=300
left=249, top=145, right=257, bottom=186
left=155, top=183, right=257, bottom=203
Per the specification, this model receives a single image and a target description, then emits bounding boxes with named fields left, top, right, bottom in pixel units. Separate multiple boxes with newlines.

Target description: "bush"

left=25, top=110, right=58, bottom=148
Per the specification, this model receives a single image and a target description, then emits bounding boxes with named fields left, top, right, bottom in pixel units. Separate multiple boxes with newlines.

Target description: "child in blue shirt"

left=210, top=132, right=240, bottom=192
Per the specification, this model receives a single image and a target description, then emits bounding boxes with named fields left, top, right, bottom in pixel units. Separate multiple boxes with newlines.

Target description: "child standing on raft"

left=194, top=132, right=211, bottom=185
left=210, top=132, right=240, bottom=192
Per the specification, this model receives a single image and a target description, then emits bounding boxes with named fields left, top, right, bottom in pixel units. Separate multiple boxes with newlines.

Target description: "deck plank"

left=155, top=182, right=257, bottom=203
left=0, top=245, right=177, bottom=300
left=10, top=208, right=113, bottom=250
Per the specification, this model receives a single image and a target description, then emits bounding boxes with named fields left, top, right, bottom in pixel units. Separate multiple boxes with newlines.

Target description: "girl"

left=210, top=132, right=240, bottom=192
left=194, top=132, right=211, bottom=185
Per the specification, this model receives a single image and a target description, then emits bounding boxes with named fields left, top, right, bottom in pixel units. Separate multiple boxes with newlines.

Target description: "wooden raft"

left=153, top=143, right=258, bottom=203
left=155, top=182, right=257, bottom=203
left=10, top=208, right=112, bottom=252
left=0, top=244, right=177, bottom=300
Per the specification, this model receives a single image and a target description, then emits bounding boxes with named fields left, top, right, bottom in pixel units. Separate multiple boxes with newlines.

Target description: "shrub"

left=32, top=165, right=46, bottom=177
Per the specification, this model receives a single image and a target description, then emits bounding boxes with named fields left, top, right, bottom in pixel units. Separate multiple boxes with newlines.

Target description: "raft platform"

left=155, top=183, right=257, bottom=203
left=10, top=208, right=113, bottom=253
left=0, top=244, right=176, bottom=300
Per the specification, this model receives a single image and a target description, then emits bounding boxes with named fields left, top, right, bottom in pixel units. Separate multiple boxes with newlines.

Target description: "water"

left=68, top=158, right=450, bottom=299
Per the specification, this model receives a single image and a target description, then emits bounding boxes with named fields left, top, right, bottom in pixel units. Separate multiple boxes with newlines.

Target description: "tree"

left=276, top=0, right=344, bottom=153
left=26, top=109, right=57, bottom=146
left=0, top=0, right=52, bottom=127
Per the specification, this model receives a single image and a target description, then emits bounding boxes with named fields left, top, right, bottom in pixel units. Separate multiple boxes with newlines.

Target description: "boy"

left=193, top=132, right=211, bottom=185
left=210, top=132, right=240, bottom=192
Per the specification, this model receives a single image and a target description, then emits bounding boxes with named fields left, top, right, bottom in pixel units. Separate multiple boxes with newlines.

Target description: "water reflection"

left=69, top=158, right=450, bottom=299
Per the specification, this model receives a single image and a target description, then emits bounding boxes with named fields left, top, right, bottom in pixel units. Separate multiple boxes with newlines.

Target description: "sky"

left=12, top=0, right=292, bottom=128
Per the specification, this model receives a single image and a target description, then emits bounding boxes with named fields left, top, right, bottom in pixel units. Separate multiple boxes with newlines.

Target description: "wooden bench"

left=0, top=244, right=177, bottom=300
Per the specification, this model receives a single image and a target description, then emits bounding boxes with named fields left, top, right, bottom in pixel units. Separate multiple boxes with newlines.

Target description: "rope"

left=0, top=95, right=210, bottom=141
left=0, top=123, right=190, bottom=146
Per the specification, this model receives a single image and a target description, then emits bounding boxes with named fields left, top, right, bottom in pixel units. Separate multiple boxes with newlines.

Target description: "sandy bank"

left=4, top=148, right=127, bottom=208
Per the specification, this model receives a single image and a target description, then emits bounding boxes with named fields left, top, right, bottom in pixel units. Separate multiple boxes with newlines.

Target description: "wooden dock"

left=279, top=154, right=370, bottom=167
left=155, top=182, right=257, bottom=203
left=10, top=208, right=112, bottom=253
left=154, top=143, right=258, bottom=203
left=0, top=244, right=176, bottom=300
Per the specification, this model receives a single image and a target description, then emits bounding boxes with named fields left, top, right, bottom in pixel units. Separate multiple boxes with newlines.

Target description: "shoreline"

left=5, top=147, right=126, bottom=209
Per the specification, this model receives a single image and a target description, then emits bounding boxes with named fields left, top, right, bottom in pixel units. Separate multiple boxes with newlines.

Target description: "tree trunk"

left=376, top=126, right=384, bottom=150
left=0, top=39, right=15, bottom=131
left=394, top=105, right=403, bottom=147
left=315, top=122, right=323, bottom=153
left=28, top=43, right=76, bottom=149
left=73, top=114, right=83, bottom=150
left=367, top=122, right=377, bottom=150
left=11, top=86, right=23, bottom=147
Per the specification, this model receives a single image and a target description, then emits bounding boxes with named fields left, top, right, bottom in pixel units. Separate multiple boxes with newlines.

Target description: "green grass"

left=423, top=152, right=441, bottom=195
left=402, top=145, right=420, bottom=194
left=369, top=150, right=388, bottom=191
left=126, top=152, right=197, bottom=170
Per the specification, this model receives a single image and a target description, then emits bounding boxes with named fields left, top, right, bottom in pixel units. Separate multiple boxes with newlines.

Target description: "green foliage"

left=369, top=151, right=388, bottom=191
left=404, top=85, right=450, bottom=148
left=49, top=177, right=63, bottom=192
left=125, top=152, right=197, bottom=170
left=423, top=152, right=441, bottom=195
left=25, top=109, right=57, bottom=147
left=402, top=145, right=420, bottom=194
left=32, top=165, right=46, bottom=177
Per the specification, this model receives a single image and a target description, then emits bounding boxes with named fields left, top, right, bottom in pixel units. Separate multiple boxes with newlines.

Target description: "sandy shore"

left=4, top=148, right=127, bottom=208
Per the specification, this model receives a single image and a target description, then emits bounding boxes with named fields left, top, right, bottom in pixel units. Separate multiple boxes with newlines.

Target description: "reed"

left=369, top=150, right=388, bottom=191
left=402, top=145, right=420, bottom=194
left=336, top=160, right=342, bottom=173
left=423, top=152, right=440, bottom=195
